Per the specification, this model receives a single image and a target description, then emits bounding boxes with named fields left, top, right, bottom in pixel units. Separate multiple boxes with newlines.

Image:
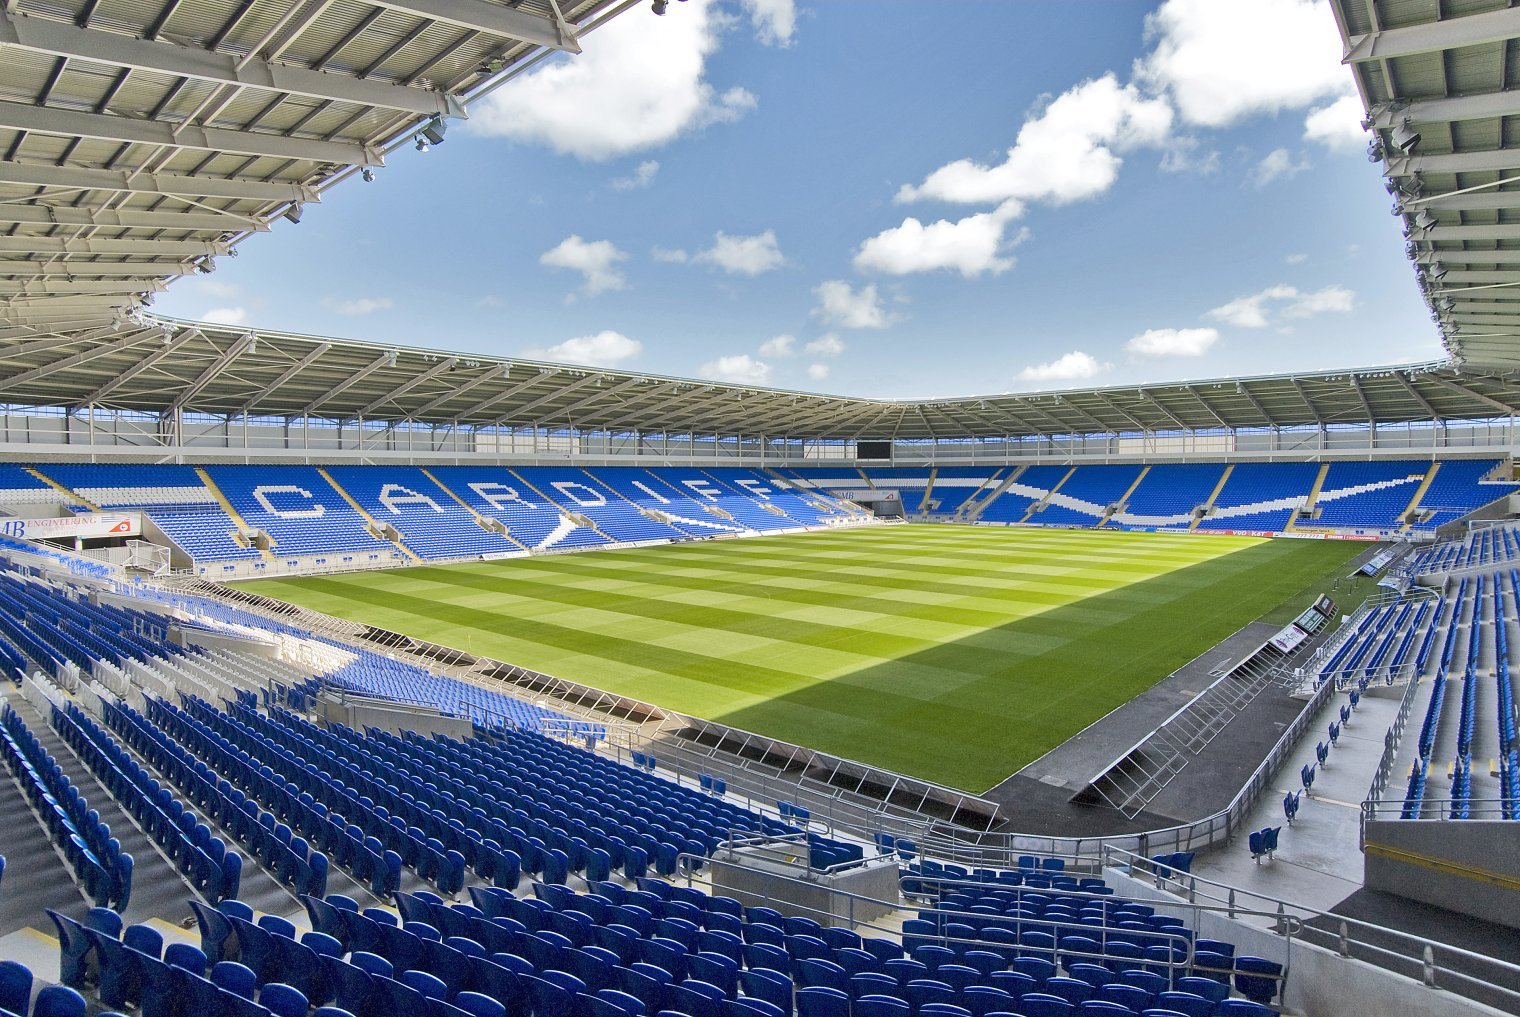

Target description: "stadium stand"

left=322, top=467, right=522, bottom=560
left=1194, top=463, right=1320, bottom=533
left=586, top=468, right=747, bottom=537
left=976, top=465, right=1072, bottom=524
left=1307, top=461, right=1430, bottom=531
left=425, top=466, right=609, bottom=553
left=1106, top=464, right=1228, bottom=531
left=40, top=465, right=260, bottom=563
left=918, top=467, right=1010, bottom=517
left=201, top=466, right=402, bottom=564
left=1413, top=460, right=1517, bottom=532
left=1028, top=465, right=1145, bottom=527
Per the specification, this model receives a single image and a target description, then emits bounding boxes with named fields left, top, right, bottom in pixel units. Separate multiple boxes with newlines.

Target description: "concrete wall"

left=707, top=850, right=900, bottom=930
left=1363, top=820, right=1520, bottom=929
left=317, top=692, right=473, bottom=740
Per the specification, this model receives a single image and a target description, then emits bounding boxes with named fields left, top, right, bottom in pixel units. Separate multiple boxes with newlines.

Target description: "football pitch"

left=238, top=525, right=1367, bottom=792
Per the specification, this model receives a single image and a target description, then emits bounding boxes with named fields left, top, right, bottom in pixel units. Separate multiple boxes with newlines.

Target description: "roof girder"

left=0, top=99, right=384, bottom=167
left=0, top=10, right=466, bottom=119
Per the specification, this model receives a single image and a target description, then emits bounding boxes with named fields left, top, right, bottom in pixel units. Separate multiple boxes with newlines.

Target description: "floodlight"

left=385, top=349, right=399, bottom=367
left=1413, top=209, right=1437, bottom=232
left=1367, top=138, right=1384, bottom=163
left=196, top=259, right=214, bottom=274
left=1428, top=263, right=1448, bottom=280
left=362, top=168, right=375, bottom=183
left=420, top=117, right=446, bottom=146
left=415, top=136, right=430, bottom=153
left=283, top=205, right=302, bottom=224
left=1390, top=119, right=1420, bottom=154
left=1439, top=298, right=1456, bottom=314
left=652, top=0, right=668, bottom=12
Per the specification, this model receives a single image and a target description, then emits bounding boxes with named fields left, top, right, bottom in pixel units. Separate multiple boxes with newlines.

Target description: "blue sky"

left=153, top=0, right=1443, bottom=399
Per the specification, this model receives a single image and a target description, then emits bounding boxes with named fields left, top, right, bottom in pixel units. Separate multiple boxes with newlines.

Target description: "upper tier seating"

left=916, top=467, right=1008, bottom=517
left=202, top=466, right=400, bottom=561
left=1030, top=465, right=1145, bottom=527
left=585, top=468, right=746, bottom=538
left=509, top=468, right=692, bottom=544
left=0, top=465, right=72, bottom=513
left=1309, top=461, right=1430, bottom=530
left=1195, top=463, right=1320, bottom=533
left=1413, top=459, right=1517, bottom=530
left=425, top=467, right=608, bottom=552
left=637, top=469, right=798, bottom=532
left=322, top=467, right=521, bottom=560
left=699, top=468, right=854, bottom=526
left=1107, top=464, right=1228, bottom=530
left=977, top=466, right=1071, bottom=523
left=40, top=464, right=259, bottom=562
left=855, top=468, right=933, bottom=516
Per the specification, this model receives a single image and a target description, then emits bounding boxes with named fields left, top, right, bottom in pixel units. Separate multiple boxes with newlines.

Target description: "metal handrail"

left=1101, top=844, right=1520, bottom=1008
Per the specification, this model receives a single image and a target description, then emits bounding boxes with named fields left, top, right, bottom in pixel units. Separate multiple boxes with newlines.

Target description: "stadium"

left=1, top=1, right=1519, bottom=1016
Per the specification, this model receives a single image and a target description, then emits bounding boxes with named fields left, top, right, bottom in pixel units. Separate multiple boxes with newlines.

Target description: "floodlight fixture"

left=1390, top=118, right=1420, bottom=154
left=652, top=0, right=668, bottom=12
left=415, top=136, right=430, bottom=153
left=1428, top=263, right=1448, bottom=280
left=1367, top=138, right=1384, bottom=163
left=362, top=169, right=375, bottom=183
left=1413, top=209, right=1437, bottom=232
left=420, top=117, right=447, bottom=146
left=283, top=205, right=302, bottom=224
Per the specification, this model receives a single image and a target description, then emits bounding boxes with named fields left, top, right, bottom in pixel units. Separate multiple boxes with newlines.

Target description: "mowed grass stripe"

left=240, top=525, right=1364, bottom=791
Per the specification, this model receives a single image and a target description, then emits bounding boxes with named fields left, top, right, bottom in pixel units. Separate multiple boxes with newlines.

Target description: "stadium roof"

left=0, top=0, right=630, bottom=333
left=4, top=317, right=1520, bottom=440
left=1336, top=0, right=1520, bottom=368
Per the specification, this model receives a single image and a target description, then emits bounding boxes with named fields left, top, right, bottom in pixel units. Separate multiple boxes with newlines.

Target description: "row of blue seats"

left=143, top=696, right=402, bottom=897
left=51, top=701, right=240, bottom=904
left=0, top=704, right=128, bottom=908
left=0, top=958, right=87, bottom=1017
left=178, top=695, right=468, bottom=893
left=101, top=698, right=327, bottom=899
left=247, top=704, right=527, bottom=889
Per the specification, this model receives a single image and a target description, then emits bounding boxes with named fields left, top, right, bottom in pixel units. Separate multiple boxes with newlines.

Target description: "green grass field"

left=239, top=525, right=1367, bottom=792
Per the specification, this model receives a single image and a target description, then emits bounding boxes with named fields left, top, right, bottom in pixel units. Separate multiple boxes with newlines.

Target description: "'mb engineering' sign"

left=0, top=513, right=140, bottom=540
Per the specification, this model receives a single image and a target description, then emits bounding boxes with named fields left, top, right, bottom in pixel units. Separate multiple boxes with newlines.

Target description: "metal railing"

left=680, top=852, right=1287, bottom=1003
left=1101, top=844, right=1520, bottom=1013
left=1362, top=668, right=1427, bottom=811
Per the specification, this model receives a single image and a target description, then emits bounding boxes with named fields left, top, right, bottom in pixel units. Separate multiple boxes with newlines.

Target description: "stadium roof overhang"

left=3, top=318, right=1520, bottom=440
left=1335, top=0, right=1520, bottom=368
left=0, top=0, right=631, bottom=332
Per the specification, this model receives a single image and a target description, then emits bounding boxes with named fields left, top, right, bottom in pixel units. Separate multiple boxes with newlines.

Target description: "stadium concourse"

left=7, top=0, right=1520, bottom=1014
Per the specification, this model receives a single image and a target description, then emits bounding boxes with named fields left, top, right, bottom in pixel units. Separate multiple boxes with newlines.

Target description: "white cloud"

left=1017, top=351, right=1110, bottom=384
left=651, top=246, right=689, bottom=263
left=739, top=0, right=796, bottom=47
left=201, top=307, right=248, bottom=326
left=805, top=334, right=845, bottom=357
left=1285, top=284, right=1355, bottom=317
left=694, top=230, right=785, bottom=275
left=1251, top=147, right=1310, bottom=188
left=192, top=279, right=240, bottom=299
left=1206, top=283, right=1354, bottom=327
left=476, top=295, right=505, bottom=307
left=759, top=335, right=796, bottom=357
left=699, top=354, right=771, bottom=385
left=471, top=2, right=756, bottom=160
left=1206, top=284, right=1298, bottom=327
left=1304, top=94, right=1368, bottom=153
left=1285, top=253, right=1308, bottom=264
left=611, top=160, right=660, bottom=191
left=812, top=280, right=897, bottom=329
left=539, top=235, right=628, bottom=295
left=1159, top=136, right=1221, bottom=175
left=526, top=330, right=642, bottom=367
left=896, top=74, right=1172, bottom=206
left=807, top=363, right=830, bottom=381
left=855, top=204, right=1028, bottom=278
left=1126, top=327, right=1220, bottom=358
left=1136, top=0, right=1353, bottom=128
left=322, top=296, right=394, bottom=316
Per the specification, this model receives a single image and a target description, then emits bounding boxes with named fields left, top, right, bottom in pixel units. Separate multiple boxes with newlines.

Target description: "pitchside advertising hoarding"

left=0, top=513, right=140, bottom=540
